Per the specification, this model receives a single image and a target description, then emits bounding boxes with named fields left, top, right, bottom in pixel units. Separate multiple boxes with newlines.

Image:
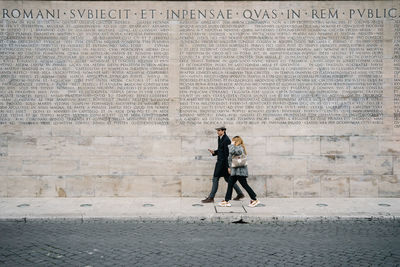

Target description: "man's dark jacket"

left=212, top=134, right=231, bottom=178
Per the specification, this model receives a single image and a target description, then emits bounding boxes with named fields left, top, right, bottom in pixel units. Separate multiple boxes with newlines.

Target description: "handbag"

left=232, top=154, right=247, bottom=168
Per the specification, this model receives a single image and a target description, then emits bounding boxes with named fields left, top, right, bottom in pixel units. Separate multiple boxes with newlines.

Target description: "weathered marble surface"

left=0, top=1, right=399, bottom=197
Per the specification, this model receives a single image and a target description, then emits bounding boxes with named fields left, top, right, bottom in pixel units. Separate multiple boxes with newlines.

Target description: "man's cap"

left=215, top=126, right=226, bottom=131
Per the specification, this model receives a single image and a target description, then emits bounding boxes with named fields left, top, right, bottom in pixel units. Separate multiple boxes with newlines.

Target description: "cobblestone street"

left=0, top=219, right=399, bottom=266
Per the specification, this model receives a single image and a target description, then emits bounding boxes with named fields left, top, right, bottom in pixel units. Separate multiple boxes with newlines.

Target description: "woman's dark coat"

left=212, top=134, right=231, bottom=178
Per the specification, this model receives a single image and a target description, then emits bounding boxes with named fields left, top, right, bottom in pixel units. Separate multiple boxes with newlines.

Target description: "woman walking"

left=218, top=136, right=260, bottom=208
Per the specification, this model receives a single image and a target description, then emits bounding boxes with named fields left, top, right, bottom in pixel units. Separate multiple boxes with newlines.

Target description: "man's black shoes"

left=201, top=197, right=214, bottom=203
left=233, top=193, right=245, bottom=201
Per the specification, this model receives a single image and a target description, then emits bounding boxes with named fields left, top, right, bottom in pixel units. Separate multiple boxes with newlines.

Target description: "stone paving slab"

left=0, top=197, right=399, bottom=223
left=215, top=201, right=247, bottom=213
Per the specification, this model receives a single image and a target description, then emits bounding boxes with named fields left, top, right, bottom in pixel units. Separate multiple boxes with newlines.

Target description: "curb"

left=0, top=214, right=398, bottom=224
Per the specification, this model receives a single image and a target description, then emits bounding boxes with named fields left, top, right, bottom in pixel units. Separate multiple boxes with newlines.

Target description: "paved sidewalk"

left=1, top=197, right=399, bottom=223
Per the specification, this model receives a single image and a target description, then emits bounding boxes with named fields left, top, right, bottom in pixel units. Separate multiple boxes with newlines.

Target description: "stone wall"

left=0, top=1, right=399, bottom=197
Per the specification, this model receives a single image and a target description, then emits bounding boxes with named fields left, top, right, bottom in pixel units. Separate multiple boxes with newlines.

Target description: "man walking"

left=202, top=127, right=244, bottom=203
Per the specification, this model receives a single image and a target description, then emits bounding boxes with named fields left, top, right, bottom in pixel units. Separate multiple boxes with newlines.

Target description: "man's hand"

left=208, top=149, right=214, bottom=155
left=228, top=168, right=231, bottom=174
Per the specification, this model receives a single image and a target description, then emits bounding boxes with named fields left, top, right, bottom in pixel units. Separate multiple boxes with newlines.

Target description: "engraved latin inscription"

left=0, top=14, right=388, bottom=126
left=179, top=20, right=384, bottom=125
left=395, top=20, right=400, bottom=128
left=0, top=20, right=169, bottom=125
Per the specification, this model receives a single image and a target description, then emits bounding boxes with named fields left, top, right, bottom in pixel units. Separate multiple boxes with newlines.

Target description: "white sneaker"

left=218, top=200, right=231, bottom=207
left=248, top=199, right=260, bottom=208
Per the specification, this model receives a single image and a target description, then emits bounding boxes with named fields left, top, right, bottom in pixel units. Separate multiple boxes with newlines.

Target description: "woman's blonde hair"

left=232, top=136, right=247, bottom=155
